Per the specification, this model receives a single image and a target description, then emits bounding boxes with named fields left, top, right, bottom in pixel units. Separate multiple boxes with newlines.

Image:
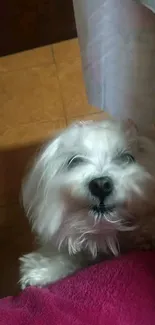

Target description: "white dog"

left=20, top=119, right=155, bottom=288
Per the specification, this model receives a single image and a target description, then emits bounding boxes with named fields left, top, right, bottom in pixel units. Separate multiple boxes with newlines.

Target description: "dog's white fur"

left=20, top=119, right=155, bottom=288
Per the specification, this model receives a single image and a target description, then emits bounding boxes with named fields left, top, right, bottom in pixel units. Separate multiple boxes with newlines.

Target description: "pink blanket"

left=0, top=252, right=155, bottom=325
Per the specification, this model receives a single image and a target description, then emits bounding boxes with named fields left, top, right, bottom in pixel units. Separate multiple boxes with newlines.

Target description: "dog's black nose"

left=89, top=177, right=113, bottom=201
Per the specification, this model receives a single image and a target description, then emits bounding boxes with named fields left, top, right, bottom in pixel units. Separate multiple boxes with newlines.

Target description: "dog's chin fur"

left=19, top=119, right=155, bottom=288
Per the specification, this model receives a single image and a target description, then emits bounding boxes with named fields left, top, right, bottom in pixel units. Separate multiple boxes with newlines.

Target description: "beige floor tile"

left=0, top=64, right=65, bottom=129
left=0, top=118, right=66, bottom=148
left=53, top=38, right=80, bottom=64
left=0, top=45, right=53, bottom=72
left=53, top=39, right=98, bottom=117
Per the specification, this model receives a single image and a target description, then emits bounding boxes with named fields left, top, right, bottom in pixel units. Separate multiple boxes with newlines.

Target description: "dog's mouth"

left=89, top=202, right=135, bottom=231
left=91, top=203, right=116, bottom=215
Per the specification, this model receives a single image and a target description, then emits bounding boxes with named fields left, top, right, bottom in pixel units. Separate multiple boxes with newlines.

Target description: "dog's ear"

left=22, top=135, right=62, bottom=221
left=123, top=119, right=138, bottom=138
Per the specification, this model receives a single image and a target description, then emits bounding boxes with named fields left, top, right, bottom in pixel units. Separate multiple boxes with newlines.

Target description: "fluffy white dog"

left=20, top=119, right=155, bottom=288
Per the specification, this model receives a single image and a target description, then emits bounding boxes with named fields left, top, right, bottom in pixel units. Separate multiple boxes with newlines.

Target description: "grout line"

left=51, top=45, right=68, bottom=127
left=0, top=117, right=67, bottom=129
left=49, top=45, right=54, bottom=61
left=0, top=61, right=54, bottom=74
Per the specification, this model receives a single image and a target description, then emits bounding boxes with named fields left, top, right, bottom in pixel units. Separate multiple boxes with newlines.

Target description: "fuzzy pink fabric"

left=0, top=252, right=155, bottom=325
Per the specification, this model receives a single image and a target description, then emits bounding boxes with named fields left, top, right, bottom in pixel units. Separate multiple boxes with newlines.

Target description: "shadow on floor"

left=0, top=141, right=43, bottom=297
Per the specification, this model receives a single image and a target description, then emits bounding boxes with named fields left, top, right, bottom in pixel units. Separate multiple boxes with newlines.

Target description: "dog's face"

left=23, top=120, right=154, bottom=256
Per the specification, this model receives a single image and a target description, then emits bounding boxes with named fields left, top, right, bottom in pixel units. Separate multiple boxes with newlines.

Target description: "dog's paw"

left=19, top=253, right=52, bottom=289
left=19, top=270, right=43, bottom=290
left=19, top=250, right=81, bottom=289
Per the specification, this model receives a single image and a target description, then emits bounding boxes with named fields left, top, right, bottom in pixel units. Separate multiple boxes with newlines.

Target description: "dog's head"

left=22, top=120, right=155, bottom=257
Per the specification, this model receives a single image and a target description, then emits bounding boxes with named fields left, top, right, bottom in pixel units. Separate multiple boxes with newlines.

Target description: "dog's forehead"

left=83, top=126, right=127, bottom=153
left=64, top=121, right=128, bottom=153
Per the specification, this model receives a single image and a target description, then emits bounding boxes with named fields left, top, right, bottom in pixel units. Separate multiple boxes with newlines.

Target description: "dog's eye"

left=67, top=156, right=84, bottom=169
left=120, top=153, right=135, bottom=164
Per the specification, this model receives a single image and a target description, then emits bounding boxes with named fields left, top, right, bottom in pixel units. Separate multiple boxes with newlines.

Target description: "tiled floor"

left=0, top=39, right=108, bottom=297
